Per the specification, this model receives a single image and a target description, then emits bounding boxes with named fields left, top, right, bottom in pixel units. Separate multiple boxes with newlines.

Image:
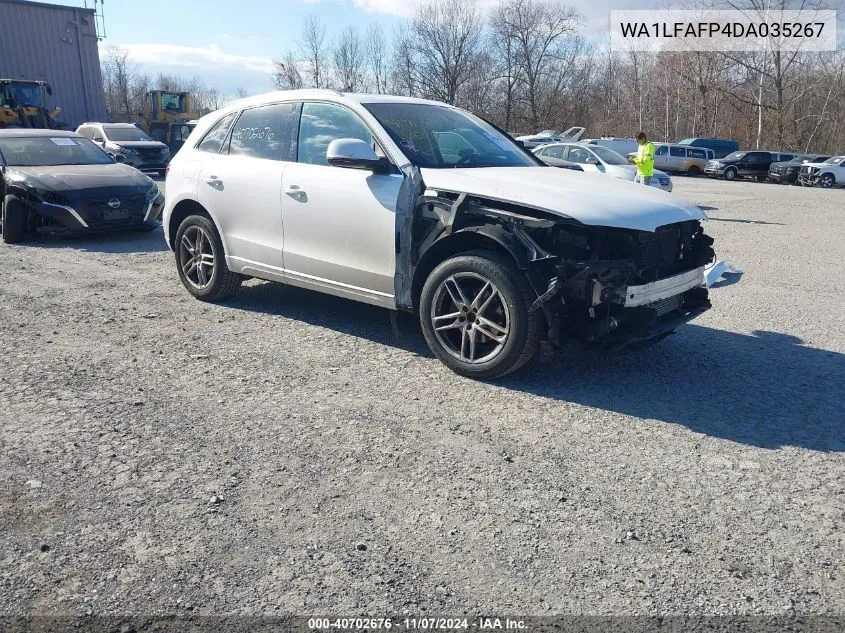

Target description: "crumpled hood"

left=419, top=166, right=704, bottom=232
left=10, top=163, right=153, bottom=193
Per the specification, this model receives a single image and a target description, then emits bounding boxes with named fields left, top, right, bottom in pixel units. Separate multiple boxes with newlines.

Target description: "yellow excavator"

left=138, top=89, right=198, bottom=154
left=0, top=79, right=66, bottom=129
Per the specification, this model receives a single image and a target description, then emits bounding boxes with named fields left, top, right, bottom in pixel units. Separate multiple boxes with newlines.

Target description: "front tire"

left=1, top=196, right=29, bottom=244
left=818, top=173, right=835, bottom=188
left=419, top=251, right=540, bottom=380
left=724, top=167, right=737, bottom=181
left=174, top=214, right=242, bottom=301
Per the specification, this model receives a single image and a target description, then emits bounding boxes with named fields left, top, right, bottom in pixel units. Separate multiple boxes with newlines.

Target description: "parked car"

left=515, top=126, right=585, bottom=149
left=704, top=150, right=775, bottom=181
left=768, top=154, right=830, bottom=184
left=678, top=137, right=740, bottom=158
left=583, top=137, right=639, bottom=157
left=0, top=129, right=163, bottom=243
left=797, top=156, right=845, bottom=188
left=535, top=142, right=673, bottom=192
left=653, top=143, right=714, bottom=176
left=76, top=122, right=171, bottom=174
left=164, top=91, right=718, bottom=379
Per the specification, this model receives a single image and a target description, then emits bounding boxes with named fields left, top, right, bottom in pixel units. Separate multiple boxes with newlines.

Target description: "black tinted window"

left=298, top=102, right=372, bottom=166
left=196, top=112, right=237, bottom=153
left=229, top=103, right=296, bottom=161
left=689, top=148, right=706, bottom=158
left=670, top=146, right=686, bottom=157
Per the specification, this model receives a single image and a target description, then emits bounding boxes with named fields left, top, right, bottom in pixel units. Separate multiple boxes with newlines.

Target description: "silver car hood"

left=419, top=167, right=705, bottom=232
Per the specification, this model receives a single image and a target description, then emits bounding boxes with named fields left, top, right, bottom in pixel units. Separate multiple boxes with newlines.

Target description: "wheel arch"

left=410, top=225, right=533, bottom=312
left=167, top=199, right=226, bottom=253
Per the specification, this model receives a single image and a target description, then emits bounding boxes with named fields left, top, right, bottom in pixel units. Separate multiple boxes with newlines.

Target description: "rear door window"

left=669, top=146, right=685, bottom=157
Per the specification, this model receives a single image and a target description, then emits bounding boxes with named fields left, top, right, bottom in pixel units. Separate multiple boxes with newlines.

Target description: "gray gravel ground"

left=1, top=177, right=843, bottom=618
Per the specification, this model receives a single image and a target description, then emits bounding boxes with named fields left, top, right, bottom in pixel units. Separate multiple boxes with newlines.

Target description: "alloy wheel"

left=179, top=225, right=215, bottom=289
left=430, top=272, right=510, bottom=364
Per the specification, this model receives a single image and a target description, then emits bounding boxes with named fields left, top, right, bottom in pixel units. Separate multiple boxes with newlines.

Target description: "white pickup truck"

left=797, top=156, right=845, bottom=188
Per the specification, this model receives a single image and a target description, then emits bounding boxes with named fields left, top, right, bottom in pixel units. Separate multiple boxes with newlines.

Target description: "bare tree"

left=101, top=46, right=149, bottom=119
left=273, top=51, right=304, bottom=90
left=300, top=15, right=329, bottom=89
left=366, top=23, right=389, bottom=94
left=411, top=0, right=484, bottom=104
left=390, top=24, right=418, bottom=97
left=493, top=0, right=582, bottom=130
left=333, top=26, right=367, bottom=92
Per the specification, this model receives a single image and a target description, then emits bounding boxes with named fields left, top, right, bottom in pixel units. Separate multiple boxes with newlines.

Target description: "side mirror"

left=326, top=138, right=390, bottom=174
left=114, top=153, right=127, bottom=163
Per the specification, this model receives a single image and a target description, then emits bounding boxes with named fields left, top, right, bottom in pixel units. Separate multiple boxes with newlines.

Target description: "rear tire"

left=419, top=250, right=540, bottom=380
left=174, top=214, right=242, bottom=301
left=686, top=165, right=702, bottom=177
left=1, top=196, right=29, bottom=244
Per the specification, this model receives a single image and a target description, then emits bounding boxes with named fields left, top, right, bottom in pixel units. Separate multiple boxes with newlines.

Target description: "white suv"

left=163, top=90, right=717, bottom=379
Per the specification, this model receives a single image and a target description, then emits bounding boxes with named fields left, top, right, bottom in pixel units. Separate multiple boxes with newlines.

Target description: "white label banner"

left=610, top=9, right=837, bottom=52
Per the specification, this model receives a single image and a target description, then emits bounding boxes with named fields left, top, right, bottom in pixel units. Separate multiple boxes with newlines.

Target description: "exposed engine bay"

left=397, top=178, right=716, bottom=348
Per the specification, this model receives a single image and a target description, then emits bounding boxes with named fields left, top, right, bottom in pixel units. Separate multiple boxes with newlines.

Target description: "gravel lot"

left=1, top=176, right=843, bottom=618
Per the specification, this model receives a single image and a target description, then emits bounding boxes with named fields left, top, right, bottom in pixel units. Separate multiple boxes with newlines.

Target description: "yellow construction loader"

left=139, top=89, right=198, bottom=153
left=0, top=79, right=66, bottom=129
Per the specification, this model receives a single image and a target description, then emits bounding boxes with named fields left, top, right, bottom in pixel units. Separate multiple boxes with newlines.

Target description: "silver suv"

left=163, top=90, right=718, bottom=379
left=76, top=122, right=170, bottom=173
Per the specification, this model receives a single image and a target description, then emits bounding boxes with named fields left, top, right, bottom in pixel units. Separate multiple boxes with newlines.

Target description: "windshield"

left=591, top=146, right=628, bottom=165
left=723, top=152, right=746, bottom=161
left=0, top=136, right=114, bottom=166
left=537, top=130, right=558, bottom=137
left=1, top=82, right=41, bottom=108
left=364, top=103, right=537, bottom=169
left=824, top=156, right=844, bottom=164
left=104, top=126, right=153, bottom=142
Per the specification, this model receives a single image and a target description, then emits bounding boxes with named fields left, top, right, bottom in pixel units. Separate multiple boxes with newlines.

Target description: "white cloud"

left=108, top=42, right=276, bottom=75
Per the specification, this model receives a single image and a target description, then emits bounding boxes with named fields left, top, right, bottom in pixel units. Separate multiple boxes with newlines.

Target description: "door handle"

left=285, top=185, right=307, bottom=200
left=205, top=176, right=223, bottom=190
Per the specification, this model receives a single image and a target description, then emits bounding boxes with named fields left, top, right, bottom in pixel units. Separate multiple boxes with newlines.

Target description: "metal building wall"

left=0, top=0, right=107, bottom=128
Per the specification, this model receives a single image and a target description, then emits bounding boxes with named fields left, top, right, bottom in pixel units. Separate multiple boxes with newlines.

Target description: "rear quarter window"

left=196, top=112, right=238, bottom=154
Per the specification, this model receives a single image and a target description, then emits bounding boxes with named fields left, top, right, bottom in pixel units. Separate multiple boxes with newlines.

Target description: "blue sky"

left=41, top=0, right=658, bottom=95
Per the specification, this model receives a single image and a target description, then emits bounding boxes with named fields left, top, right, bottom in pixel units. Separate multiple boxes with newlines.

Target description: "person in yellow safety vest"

left=632, top=131, right=655, bottom=186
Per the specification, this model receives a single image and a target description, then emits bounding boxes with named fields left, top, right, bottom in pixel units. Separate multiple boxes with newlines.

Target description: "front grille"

left=81, top=194, right=148, bottom=227
left=649, top=294, right=683, bottom=317
left=136, top=148, right=164, bottom=162
left=656, top=175, right=670, bottom=185
left=595, top=221, right=714, bottom=283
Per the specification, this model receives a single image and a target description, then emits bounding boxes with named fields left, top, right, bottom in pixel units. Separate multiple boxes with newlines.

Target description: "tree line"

left=100, top=46, right=248, bottom=122
left=273, top=0, right=845, bottom=154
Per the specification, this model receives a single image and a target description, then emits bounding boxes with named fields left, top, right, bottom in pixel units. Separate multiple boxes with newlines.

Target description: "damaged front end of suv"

left=395, top=171, right=715, bottom=351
